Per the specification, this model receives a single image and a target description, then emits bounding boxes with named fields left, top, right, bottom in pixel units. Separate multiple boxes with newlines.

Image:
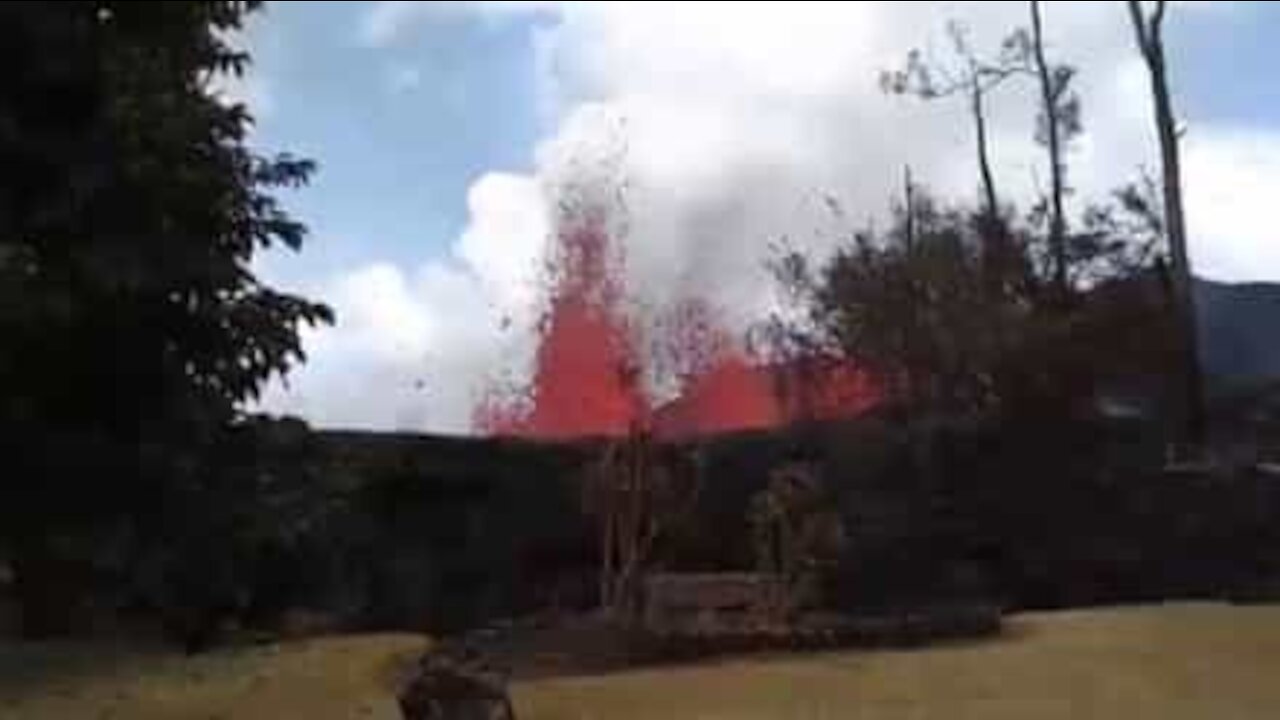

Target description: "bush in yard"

left=748, top=462, right=845, bottom=620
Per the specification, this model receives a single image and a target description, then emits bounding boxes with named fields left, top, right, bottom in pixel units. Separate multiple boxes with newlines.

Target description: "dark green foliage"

left=315, top=431, right=594, bottom=633
left=133, top=416, right=344, bottom=650
left=0, top=1, right=330, bottom=637
left=61, top=418, right=1267, bottom=641
left=662, top=415, right=1278, bottom=613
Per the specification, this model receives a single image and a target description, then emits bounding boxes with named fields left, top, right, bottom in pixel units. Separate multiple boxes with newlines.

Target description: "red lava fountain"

left=521, top=216, right=648, bottom=439
left=649, top=298, right=781, bottom=438
left=475, top=213, right=647, bottom=440
left=651, top=298, right=879, bottom=439
left=475, top=211, right=880, bottom=440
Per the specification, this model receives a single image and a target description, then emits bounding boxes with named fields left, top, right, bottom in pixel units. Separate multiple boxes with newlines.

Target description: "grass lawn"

left=4, top=603, right=1280, bottom=719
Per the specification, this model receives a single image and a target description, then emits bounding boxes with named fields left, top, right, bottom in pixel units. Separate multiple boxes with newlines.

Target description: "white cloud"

left=1185, top=130, right=1280, bottom=281
left=257, top=175, right=548, bottom=433
left=360, top=0, right=560, bottom=46
left=258, top=256, right=525, bottom=434
left=264, top=0, right=1269, bottom=432
left=332, top=264, right=433, bottom=361
left=360, top=0, right=429, bottom=46
left=455, top=173, right=551, bottom=314
left=387, top=63, right=423, bottom=93
left=507, top=2, right=1158, bottom=322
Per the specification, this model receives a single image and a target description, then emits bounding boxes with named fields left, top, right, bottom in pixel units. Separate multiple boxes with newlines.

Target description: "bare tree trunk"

left=1031, top=0, right=1068, bottom=300
left=1127, top=0, right=1206, bottom=449
left=601, top=499, right=615, bottom=609
left=903, top=165, right=916, bottom=254
left=972, top=77, right=1014, bottom=312
left=901, top=165, right=923, bottom=416
left=971, top=81, right=1000, bottom=226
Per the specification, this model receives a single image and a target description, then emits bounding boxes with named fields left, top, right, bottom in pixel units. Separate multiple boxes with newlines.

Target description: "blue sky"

left=243, top=1, right=1280, bottom=432
left=249, top=2, right=549, bottom=280
left=1174, top=1, right=1280, bottom=127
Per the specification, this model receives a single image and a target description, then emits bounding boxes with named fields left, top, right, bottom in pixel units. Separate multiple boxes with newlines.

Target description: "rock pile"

left=397, top=645, right=515, bottom=720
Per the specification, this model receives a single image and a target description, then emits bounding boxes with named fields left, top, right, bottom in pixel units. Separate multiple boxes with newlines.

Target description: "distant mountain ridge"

left=1196, top=278, right=1280, bottom=393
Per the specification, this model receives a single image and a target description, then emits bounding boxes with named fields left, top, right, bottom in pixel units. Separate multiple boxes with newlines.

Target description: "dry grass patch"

left=0, top=633, right=428, bottom=720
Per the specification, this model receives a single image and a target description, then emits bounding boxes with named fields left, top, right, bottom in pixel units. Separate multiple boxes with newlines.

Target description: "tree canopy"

left=0, top=0, right=331, bottom=636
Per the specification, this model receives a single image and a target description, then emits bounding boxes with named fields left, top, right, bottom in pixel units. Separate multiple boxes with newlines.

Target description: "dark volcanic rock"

left=398, top=650, right=515, bottom=720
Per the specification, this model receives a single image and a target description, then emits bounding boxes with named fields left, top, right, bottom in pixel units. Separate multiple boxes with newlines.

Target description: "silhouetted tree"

left=881, top=21, right=1040, bottom=316
left=1026, top=1, right=1082, bottom=302
left=1126, top=0, right=1206, bottom=450
left=770, top=179, right=1174, bottom=424
left=0, top=1, right=331, bottom=637
left=881, top=21, right=1029, bottom=232
left=773, top=191, right=998, bottom=415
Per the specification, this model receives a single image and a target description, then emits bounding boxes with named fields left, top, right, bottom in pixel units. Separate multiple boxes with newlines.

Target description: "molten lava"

left=475, top=210, right=879, bottom=440
left=653, top=352, right=781, bottom=438
left=476, top=213, right=647, bottom=440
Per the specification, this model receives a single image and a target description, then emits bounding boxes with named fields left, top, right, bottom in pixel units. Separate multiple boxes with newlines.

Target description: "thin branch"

left=976, top=64, right=1033, bottom=92
left=1127, top=0, right=1150, bottom=54
left=920, top=77, right=971, bottom=99
left=1152, top=0, right=1167, bottom=33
